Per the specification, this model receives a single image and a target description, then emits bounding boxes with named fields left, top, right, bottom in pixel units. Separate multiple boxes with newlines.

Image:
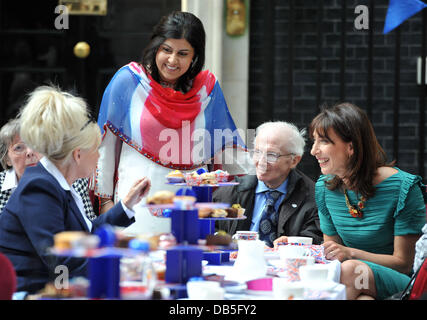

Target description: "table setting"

left=199, top=236, right=346, bottom=300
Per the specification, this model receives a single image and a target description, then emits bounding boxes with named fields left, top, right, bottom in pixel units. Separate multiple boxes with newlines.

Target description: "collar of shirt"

left=40, top=157, right=92, bottom=231
left=255, top=179, right=289, bottom=195
left=250, top=178, right=289, bottom=232
left=2, top=168, right=18, bottom=192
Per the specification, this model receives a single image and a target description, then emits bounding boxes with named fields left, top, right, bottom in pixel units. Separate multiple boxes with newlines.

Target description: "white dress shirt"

left=2, top=168, right=18, bottom=192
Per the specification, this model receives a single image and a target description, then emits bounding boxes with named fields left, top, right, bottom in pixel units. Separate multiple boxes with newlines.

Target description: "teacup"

left=273, top=278, right=305, bottom=299
left=278, top=245, right=309, bottom=259
left=277, top=257, right=315, bottom=282
left=287, top=236, right=313, bottom=245
left=232, top=231, right=259, bottom=241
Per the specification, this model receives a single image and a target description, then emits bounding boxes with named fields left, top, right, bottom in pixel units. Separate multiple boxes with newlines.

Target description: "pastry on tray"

left=53, top=231, right=93, bottom=250
left=211, top=208, right=228, bottom=218
left=200, top=172, right=217, bottom=185
left=166, top=170, right=185, bottom=183
left=232, top=203, right=246, bottom=217
left=146, top=190, right=175, bottom=205
left=206, top=232, right=232, bottom=246
left=213, top=169, right=229, bottom=182
left=198, top=207, right=213, bottom=218
left=184, top=171, right=203, bottom=186
left=225, top=207, right=238, bottom=218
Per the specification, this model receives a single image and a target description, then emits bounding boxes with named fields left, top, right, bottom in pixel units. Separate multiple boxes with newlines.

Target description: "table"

left=200, top=255, right=346, bottom=300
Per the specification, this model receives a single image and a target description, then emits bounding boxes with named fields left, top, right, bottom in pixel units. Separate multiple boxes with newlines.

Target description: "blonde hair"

left=19, top=86, right=101, bottom=164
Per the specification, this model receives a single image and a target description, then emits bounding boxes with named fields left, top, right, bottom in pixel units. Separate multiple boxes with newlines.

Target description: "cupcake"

left=213, top=169, right=229, bottom=182
left=200, top=172, right=218, bottom=185
left=166, top=170, right=185, bottom=183
left=185, top=171, right=203, bottom=186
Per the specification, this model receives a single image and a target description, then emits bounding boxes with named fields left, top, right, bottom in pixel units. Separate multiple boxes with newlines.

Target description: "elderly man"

left=214, top=121, right=322, bottom=247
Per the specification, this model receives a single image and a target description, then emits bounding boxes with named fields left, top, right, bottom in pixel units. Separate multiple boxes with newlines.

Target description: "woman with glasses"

left=214, top=121, right=322, bottom=247
left=0, top=119, right=41, bottom=212
left=0, top=86, right=151, bottom=293
left=0, top=118, right=97, bottom=221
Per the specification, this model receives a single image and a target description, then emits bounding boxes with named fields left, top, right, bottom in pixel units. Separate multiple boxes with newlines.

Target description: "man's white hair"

left=255, top=121, right=306, bottom=156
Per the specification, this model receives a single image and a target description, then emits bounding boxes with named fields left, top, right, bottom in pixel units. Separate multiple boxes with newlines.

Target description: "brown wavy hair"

left=309, top=102, right=394, bottom=199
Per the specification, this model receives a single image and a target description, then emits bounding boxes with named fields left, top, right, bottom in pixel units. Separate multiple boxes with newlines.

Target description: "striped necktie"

left=258, top=190, right=282, bottom=247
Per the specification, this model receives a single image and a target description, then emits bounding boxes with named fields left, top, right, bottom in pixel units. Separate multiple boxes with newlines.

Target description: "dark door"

left=0, top=0, right=180, bottom=126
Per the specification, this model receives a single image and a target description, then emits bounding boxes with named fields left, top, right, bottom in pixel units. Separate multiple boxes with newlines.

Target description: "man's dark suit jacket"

left=213, top=169, right=322, bottom=245
left=0, top=163, right=135, bottom=293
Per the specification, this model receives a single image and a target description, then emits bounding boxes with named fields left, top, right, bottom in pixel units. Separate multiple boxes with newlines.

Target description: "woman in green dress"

left=309, top=103, right=425, bottom=299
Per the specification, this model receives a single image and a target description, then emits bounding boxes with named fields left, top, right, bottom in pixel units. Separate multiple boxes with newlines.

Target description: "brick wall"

left=249, top=0, right=427, bottom=182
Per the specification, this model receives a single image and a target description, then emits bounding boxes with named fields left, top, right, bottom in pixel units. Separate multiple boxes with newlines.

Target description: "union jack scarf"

left=97, top=62, right=248, bottom=170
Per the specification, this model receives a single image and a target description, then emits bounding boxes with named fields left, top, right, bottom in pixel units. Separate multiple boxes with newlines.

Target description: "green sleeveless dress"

left=315, top=168, right=426, bottom=299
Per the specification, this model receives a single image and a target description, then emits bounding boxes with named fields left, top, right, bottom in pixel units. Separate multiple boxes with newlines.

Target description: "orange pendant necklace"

left=344, top=189, right=366, bottom=218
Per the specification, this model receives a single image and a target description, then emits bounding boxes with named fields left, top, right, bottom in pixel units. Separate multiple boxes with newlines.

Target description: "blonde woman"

left=0, top=86, right=150, bottom=293
left=0, top=118, right=97, bottom=220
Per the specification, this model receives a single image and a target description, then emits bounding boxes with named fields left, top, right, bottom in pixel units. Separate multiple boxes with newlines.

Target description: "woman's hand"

left=122, top=177, right=151, bottom=210
left=323, top=240, right=352, bottom=262
left=273, top=236, right=289, bottom=249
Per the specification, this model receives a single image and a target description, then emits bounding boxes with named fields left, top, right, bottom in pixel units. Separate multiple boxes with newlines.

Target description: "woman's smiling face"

left=155, top=38, right=195, bottom=86
left=310, top=128, right=353, bottom=179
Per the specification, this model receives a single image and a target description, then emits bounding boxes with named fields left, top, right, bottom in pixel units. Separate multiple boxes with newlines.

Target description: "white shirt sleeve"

left=120, top=200, right=135, bottom=220
left=94, top=130, right=118, bottom=199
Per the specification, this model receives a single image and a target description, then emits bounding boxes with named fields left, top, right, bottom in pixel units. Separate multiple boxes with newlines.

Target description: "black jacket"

left=213, top=169, right=323, bottom=244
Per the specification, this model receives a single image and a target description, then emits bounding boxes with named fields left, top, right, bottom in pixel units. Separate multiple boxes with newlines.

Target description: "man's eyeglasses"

left=251, top=150, right=294, bottom=163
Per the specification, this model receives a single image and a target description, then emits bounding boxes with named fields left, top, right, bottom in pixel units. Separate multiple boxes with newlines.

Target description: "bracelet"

left=101, top=199, right=113, bottom=207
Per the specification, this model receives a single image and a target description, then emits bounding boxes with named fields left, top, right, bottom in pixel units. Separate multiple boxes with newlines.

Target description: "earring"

left=191, top=56, right=198, bottom=67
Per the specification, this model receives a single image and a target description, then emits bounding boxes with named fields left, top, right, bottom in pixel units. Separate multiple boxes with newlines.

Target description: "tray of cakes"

left=197, top=203, right=246, bottom=220
left=165, top=169, right=238, bottom=187
left=142, top=190, right=246, bottom=219
left=49, top=229, right=177, bottom=258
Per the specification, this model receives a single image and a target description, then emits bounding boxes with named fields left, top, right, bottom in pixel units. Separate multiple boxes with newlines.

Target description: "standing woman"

left=0, top=86, right=150, bottom=293
left=95, top=11, right=253, bottom=234
left=310, top=103, right=426, bottom=300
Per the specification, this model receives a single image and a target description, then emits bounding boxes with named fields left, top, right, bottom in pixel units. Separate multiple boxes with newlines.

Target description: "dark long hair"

left=309, top=102, right=394, bottom=199
left=141, top=11, right=206, bottom=93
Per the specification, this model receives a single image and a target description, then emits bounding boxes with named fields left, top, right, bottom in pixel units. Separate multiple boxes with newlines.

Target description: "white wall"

left=182, top=0, right=249, bottom=133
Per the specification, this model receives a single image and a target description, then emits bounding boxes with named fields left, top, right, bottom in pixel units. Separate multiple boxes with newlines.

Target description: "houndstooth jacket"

left=0, top=170, right=97, bottom=220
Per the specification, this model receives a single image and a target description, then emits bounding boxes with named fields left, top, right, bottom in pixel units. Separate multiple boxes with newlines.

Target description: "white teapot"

left=228, top=239, right=267, bottom=282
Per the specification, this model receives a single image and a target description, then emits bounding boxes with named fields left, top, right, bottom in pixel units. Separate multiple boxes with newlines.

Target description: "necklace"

left=343, top=189, right=366, bottom=218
